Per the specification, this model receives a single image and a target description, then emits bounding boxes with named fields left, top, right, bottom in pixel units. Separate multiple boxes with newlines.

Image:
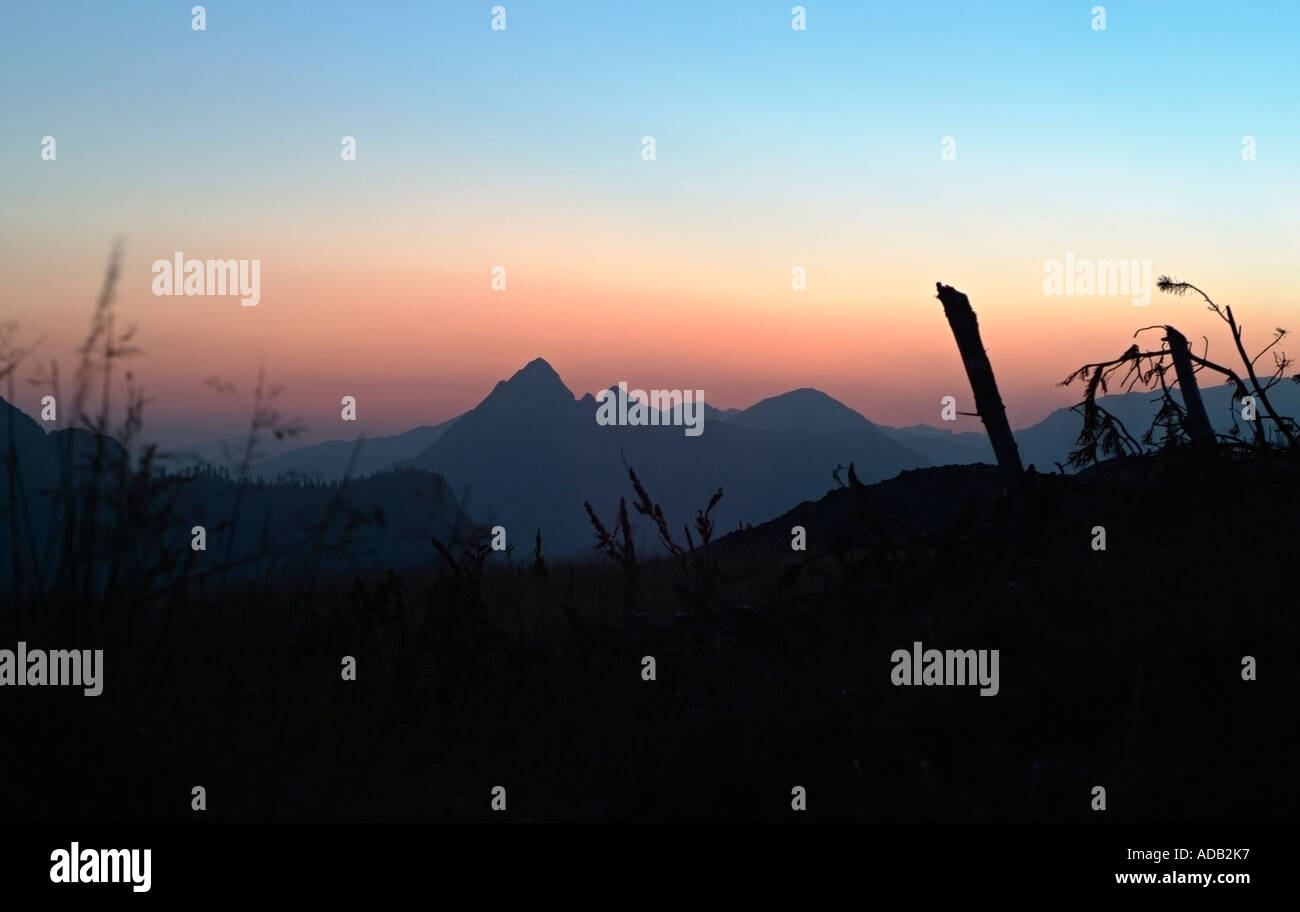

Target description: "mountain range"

left=0, top=400, right=472, bottom=586
left=6, top=358, right=1299, bottom=566
left=388, top=359, right=925, bottom=555
left=249, top=361, right=1300, bottom=490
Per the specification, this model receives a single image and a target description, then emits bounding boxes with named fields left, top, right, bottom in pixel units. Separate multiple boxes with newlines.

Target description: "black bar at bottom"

left=0, top=822, right=1281, bottom=899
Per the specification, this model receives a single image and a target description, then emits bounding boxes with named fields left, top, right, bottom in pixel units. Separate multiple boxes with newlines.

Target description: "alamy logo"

left=1042, top=253, right=1152, bottom=306
left=0, top=642, right=103, bottom=696
left=891, top=641, right=999, bottom=696
left=151, top=251, right=261, bottom=306
left=595, top=382, right=705, bottom=437
left=50, top=843, right=151, bottom=893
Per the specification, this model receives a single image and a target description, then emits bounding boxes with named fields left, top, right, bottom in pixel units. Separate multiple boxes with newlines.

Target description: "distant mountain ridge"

left=9, top=361, right=1299, bottom=568
left=393, top=358, right=928, bottom=556
left=249, top=417, right=460, bottom=481
left=725, top=388, right=877, bottom=434
left=0, top=396, right=471, bottom=585
left=387, top=360, right=1300, bottom=557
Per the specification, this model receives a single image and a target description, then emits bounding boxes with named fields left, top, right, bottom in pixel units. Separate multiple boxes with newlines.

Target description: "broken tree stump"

left=935, top=283, right=1025, bottom=488
left=1163, top=324, right=1215, bottom=446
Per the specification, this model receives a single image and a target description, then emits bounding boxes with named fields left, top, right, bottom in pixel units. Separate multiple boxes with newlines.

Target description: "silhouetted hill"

left=0, top=395, right=54, bottom=491
left=725, top=388, right=878, bottom=434
left=0, top=396, right=472, bottom=586
left=1013, top=381, right=1300, bottom=471
left=714, top=463, right=1007, bottom=557
left=0, top=398, right=132, bottom=580
left=878, top=424, right=994, bottom=467
left=167, top=467, right=473, bottom=578
left=876, top=382, right=1300, bottom=471
left=250, top=417, right=460, bottom=481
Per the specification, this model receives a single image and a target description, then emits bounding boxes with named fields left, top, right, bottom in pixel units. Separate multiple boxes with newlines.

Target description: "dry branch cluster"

left=1061, top=277, right=1298, bottom=467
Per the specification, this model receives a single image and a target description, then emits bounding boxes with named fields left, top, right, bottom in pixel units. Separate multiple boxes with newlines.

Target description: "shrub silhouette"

left=1062, top=277, right=1299, bottom=466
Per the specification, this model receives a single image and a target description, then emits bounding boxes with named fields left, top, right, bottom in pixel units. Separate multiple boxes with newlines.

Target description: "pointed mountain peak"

left=475, top=357, right=575, bottom=415
left=514, top=357, right=565, bottom=385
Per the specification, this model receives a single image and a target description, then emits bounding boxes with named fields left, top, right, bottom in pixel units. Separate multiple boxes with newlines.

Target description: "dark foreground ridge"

left=2, top=451, right=1295, bottom=821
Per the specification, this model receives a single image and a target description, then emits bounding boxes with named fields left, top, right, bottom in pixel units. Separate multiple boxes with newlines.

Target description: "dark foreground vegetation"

left=2, top=447, right=1296, bottom=821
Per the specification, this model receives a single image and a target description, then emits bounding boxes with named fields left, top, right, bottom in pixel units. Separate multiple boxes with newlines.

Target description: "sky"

left=2, top=0, right=1299, bottom=446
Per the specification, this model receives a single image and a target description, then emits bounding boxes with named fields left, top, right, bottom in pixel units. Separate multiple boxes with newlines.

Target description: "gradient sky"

left=3, top=1, right=1299, bottom=446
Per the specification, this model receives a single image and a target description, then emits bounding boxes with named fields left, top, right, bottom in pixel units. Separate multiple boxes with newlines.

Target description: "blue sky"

left=2, top=1, right=1298, bottom=442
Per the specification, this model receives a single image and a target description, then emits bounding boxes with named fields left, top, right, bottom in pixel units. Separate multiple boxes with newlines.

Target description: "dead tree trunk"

left=1163, top=325, right=1215, bottom=446
left=935, top=283, right=1024, bottom=488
